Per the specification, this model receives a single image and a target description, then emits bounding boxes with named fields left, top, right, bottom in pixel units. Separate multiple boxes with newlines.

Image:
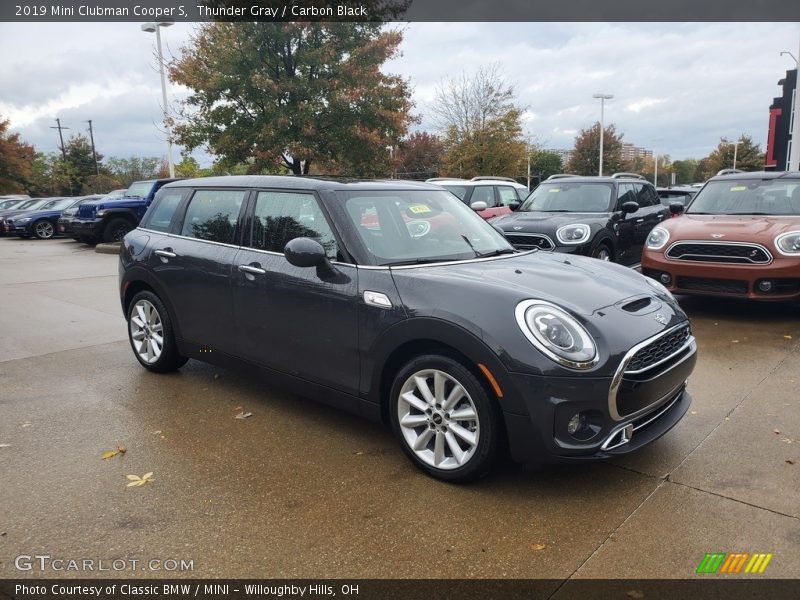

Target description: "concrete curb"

left=95, top=242, right=121, bottom=255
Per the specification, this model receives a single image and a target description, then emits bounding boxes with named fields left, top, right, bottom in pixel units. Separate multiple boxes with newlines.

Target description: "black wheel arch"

left=366, top=317, right=520, bottom=424
left=121, top=268, right=184, bottom=349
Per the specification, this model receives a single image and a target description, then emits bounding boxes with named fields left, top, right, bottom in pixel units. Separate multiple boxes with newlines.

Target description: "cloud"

left=1, top=21, right=799, bottom=165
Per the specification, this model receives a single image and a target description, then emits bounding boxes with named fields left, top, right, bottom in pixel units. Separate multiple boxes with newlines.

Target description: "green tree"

left=63, top=134, right=103, bottom=194
left=528, top=150, right=563, bottom=183
left=671, top=159, right=700, bottom=185
left=27, top=153, right=77, bottom=196
left=170, top=22, right=413, bottom=177
left=565, top=123, right=626, bottom=176
left=105, top=156, right=163, bottom=187
left=701, top=135, right=765, bottom=178
left=0, top=116, right=35, bottom=194
left=433, top=65, right=526, bottom=178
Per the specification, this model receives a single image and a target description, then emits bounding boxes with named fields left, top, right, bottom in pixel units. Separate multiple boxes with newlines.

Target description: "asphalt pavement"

left=0, top=237, right=798, bottom=579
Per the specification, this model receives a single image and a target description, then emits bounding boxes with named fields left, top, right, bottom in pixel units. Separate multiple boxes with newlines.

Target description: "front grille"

left=666, top=242, right=771, bottom=264
left=77, top=205, right=95, bottom=219
left=676, top=276, right=748, bottom=295
left=626, top=324, right=692, bottom=374
left=504, top=233, right=554, bottom=250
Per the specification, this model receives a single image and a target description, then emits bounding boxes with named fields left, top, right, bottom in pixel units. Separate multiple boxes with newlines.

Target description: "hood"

left=663, top=214, right=800, bottom=244
left=9, top=209, right=60, bottom=221
left=492, top=211, right=610, bottom=234
left=0, top=208, right=37, bottom=219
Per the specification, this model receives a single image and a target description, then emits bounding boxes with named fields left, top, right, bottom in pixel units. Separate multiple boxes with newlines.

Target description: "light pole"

left=593, top=93, right=613, bottom=176
left=654, top=153, right=658, bottom=186
left=731, top=139, right=742, bottom=170
left=141, top=21, right=175, bottom=178
left=780, top=39, right=800, bottom=171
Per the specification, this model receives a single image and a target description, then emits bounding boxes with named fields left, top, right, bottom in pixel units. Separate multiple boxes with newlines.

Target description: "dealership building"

left=766, top=68, right=797, bottom=170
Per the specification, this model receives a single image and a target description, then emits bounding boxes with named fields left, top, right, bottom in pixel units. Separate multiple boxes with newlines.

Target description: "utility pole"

left=732, top=139, right=741, bottom=170
left=788, top=38, right=800, bottom=171
left=50, top=118, right=70, bottom=160
left=141, top=21, right=175, bottom=178
left=593, top=93, right=613, bottom=176
left=85, top=120, right=100, bottom=176
left=654, top=153, right=658, bottom=186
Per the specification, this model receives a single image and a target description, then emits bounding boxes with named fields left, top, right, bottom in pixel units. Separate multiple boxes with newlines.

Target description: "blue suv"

left=73, top=178, right=180, bottom=244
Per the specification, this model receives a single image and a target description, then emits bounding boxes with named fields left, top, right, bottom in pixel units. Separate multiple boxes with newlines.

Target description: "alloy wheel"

left=129, top=299, right=164, bottom=364
left=397, top=369, right=480, bottom=470
left=35, top=221, right=54, bottom=239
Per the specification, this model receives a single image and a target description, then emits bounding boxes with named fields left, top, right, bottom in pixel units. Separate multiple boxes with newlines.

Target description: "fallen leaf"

left=786, top=460, right=795, bottom=465
left=724, top=417, right=730, bottom=421
left=774, top=429, right=781, bottom=434
left=152, top=430, right=162, bottom=435
left=21, top=422, right=31, bottom=428
left=354, top=451, right=364, bottom=455
left=785, top=335, right=793, bottom=340
left=782, top=438, right=794, bottom=444
left=529, top=543, right=547, bottom=551
left=234, top=406, right=243, bottom=411
left=101, top=446, right=126, bottom=460
left=690, top=411, right=697, bottom=415
left=235, top=411, right=253, bottom=420
left=731, top=340, right=739, bottom=344
left=126, top=472, right=154, bottom=487
left=627, top=591, right=645, bottom=599
left=0, top=443, right=11, bottom=448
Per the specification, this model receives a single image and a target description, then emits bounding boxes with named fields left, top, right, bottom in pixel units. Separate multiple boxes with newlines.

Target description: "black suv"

left=492, top=173, right=669, bottom=266
left=120, top=176, right=695, bottom=481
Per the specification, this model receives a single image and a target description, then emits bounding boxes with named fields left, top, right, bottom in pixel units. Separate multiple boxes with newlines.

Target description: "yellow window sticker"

left=548, top=188, right=560, bottom=192
left=408, top=204, right=432, bottom=214
left=730, top=186, right=746, bottom=192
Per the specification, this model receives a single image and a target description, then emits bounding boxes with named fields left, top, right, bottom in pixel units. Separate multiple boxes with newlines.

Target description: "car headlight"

left=95, top=210, right=107, bottom=217
left=556, top=224, right=591, bottom=245
left=775, top=231, right=800, bottom=255
left=515, top=300, right=598, bottom=369
left=646, top=226, right=670, bottom=250
left=16, top=217, right=31, bottom=224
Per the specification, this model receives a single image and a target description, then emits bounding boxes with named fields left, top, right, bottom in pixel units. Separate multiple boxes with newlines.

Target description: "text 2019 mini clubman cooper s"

left=120, top=176, right=697, bottom=481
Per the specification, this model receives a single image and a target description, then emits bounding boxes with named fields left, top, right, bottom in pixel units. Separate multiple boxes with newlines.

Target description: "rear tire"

left=389, top=354, right=500, bottom=482
left=103, top=217, right=134, bottom=243
left=592, top=242, right=614, bottom=262
left=126, top=290, right=188, bottom=373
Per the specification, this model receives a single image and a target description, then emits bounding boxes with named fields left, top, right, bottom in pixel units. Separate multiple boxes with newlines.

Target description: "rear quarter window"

left=141, top=189, right=185, bottom=232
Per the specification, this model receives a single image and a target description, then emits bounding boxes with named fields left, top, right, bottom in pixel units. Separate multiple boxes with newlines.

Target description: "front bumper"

left=501, top=326, right=697, bottom=464
left=71, top=218, right=103, bottom=238
left=57, top=217, right=76, bottom=234
left=2, top=220, right=31, bottom=236
left=642, top=249, right=800, bottom=300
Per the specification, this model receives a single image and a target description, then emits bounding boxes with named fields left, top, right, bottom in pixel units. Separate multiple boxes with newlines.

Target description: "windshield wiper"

left=476, top=248, right=518, bottom=258
left=386, top=258, right=448, bottom=266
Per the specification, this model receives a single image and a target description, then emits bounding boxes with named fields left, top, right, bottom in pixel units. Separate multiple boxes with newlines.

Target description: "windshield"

left=687, top=179, right=800, bottom=215
left=125, top=181, right=154, bottom=198
left=338, top=190, right=514, bottom=266
left=17, top=199, right=47, bottom=210
left=520, top=182, right=614, bottom=213
left=0, top=199, right=24, bottom=209
left=40, top=198, right=73, bottom=210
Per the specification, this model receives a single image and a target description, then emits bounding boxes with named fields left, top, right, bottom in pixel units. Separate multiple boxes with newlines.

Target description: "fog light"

left=659, top=273, right=672, bottom=285
left=758, top=280, right=773, bottom=292
left=567, top=412, right=587, bottom=435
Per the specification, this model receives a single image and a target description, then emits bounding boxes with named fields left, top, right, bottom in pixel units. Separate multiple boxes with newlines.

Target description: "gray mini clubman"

left=119, top=176, right=697, bottom=482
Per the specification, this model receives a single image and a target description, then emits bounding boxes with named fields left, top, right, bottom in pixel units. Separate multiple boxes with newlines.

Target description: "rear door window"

left=497, top=186, right=521, bottom=206
left=250, top=191, right=339, bottom=260
left=180, top=190, right=246, bottom=244
left=470, top=185, right=496, bottom=206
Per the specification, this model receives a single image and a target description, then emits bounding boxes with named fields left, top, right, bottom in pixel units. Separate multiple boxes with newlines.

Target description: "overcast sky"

left=1, top=22, right=798, bottom=167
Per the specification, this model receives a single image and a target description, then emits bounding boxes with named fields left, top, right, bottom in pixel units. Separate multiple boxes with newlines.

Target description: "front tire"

left=389, top=354, right=500, bottom=482
left=127, top=291, right=188, bottom=373
left=103, top=217, right=134, bottom=243
left=592, top=242, right=614, bottom=262
left=33, top=220, right=55, bottom=239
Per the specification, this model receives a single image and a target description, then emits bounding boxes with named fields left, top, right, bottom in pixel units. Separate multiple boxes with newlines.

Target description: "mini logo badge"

left=513, top=226, right=523, bottom=230
left=711, top=233, right=725, bottom=238
left=654, top=313, right=668, bottom=325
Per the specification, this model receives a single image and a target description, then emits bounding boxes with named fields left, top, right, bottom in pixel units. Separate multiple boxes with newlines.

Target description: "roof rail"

left=425, top=177, right=468, bottom=183
left=715, top=168, right=744, bottom=176
left=611, top=172, right=646, bottom=180
left=470, top=176, right=518, bottom=183
left=546, top=173, right=580, bottom=180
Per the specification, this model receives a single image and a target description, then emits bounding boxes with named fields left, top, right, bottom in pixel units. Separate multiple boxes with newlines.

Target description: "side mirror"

left=508, top=201, right=521, bottom=211
left=284, top=237, right=336, bottom=276
left=470, top=201, right=488, bottom=212
left=669, top=202, right=685, bottom=215
left=621, top=201, right=639, bottom=215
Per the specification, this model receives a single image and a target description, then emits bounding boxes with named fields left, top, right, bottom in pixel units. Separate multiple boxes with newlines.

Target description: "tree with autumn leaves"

left=0, top=116, right=35, bottom=194
left=169, top=22, right=414, bottom=177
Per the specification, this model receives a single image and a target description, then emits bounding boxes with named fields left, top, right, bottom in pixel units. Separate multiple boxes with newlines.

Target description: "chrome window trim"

left=607, top=322, right=696, bottom=422
left=665, top=240, right=773, bottom=265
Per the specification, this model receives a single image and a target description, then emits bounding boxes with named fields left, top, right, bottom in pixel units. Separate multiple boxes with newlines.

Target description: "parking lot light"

left=593, top=93, right=613, bottom=176
left=141, top=21, right=175, bottom=178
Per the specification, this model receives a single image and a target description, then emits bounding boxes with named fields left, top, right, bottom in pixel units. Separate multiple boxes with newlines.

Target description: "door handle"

left=155, top=248, right=176, bottom=260
left=635, top=218, right=644, bottom=223
left=238, top=264, right=266, bottom=276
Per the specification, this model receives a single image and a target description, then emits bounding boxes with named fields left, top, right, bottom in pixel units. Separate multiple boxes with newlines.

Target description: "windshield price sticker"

left=408, top=204, right=432, bottom=214
left=730, top=186, right=746, bottom=192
